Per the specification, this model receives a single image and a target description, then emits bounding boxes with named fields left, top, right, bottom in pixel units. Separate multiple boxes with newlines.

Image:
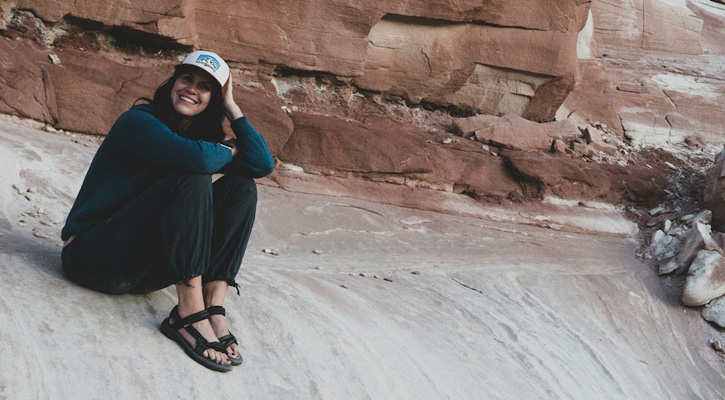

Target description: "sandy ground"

left=1, top=118, right=724, bottom=399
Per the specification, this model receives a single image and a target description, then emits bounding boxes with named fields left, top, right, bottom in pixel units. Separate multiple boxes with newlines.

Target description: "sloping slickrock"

left=501, top=150, right=611, bottom=200
left=659, top=222, right=720, bottom=275
left=702, top=296, right=725, bottom=328
left=704, top=149, right=725, bottom=231
left=682, top=250, right=725, bottom=306
left=5, top=117, right=725, bottom=399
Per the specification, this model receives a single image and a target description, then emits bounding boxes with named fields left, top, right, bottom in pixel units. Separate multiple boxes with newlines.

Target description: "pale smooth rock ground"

left=1, top=118, right=725, bottom=399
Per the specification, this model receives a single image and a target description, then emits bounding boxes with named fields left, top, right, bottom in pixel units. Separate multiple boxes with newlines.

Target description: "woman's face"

left=170, top=69, right=214, bottom=118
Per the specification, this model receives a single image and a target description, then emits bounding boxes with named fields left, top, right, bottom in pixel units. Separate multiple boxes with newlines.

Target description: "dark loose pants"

left=62, top=173, right=257, bottom=294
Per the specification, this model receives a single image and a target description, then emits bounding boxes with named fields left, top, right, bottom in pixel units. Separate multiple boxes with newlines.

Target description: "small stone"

left=48, top=54, right=61, bottom=64
left=665, top=161, right=677, bottom=171
left=312, top=249, right=322, bottom=255
left=32, top=230, right=49, bottom=239
left=383, top=277, right=393, bottom=282
left=664, top=220, right=672, bottom=232
left=314, top=266, right=322, bottom=270
left=649, top=206, right=669, bottom=216
left=709, top=339, right=725, bottom=354
left=442, top=138, right=453, bottom=144
left=411, top=271, right=420, bottom=275
left=262, top=248, right=279, bottom=256
left=481, top=144, right=490, bottom=151
left=684, top=210, right=712, bottom=225
left=373, top=275, right=379, bottom=279
left=280, top=163, right=304, bottom=172
left=359, top=273, right=366, bottom=277
left=340, top=284, right=349, bottom=289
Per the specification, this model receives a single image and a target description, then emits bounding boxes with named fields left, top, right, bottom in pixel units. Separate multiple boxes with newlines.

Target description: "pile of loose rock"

left=647, top=207, right=725, bottom=328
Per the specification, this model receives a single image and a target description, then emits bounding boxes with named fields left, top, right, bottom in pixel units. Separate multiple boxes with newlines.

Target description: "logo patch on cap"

left=196, top=54, right=220, bottom=72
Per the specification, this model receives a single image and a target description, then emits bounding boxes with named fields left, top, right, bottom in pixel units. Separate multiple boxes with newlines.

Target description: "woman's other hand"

left=223, top=74, right=244, bottom=122
left=221, top=138, right=238, bottom=157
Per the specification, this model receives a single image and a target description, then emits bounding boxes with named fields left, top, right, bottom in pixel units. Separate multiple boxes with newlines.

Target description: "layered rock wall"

left=4, top=0, right=589, bottom=121
left=561, top=0, right=725, bottom=147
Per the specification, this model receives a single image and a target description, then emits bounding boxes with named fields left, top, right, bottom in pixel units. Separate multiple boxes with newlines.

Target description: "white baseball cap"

left=179, top=50, right=230, bottom=89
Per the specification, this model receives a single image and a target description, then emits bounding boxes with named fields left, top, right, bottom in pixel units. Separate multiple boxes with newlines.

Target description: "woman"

left=61, top=50, right=274, bottom=372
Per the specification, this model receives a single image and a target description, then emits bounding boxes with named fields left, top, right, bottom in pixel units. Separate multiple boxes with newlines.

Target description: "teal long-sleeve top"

left=61, top=104, right=275, bottom=241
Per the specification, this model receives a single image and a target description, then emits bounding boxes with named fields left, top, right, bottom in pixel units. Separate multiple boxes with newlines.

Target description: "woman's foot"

left=203, top=280, right=240, bottom=360
left=170, top=309, right=231, bottom=366
left=209, top=312, right=240, bottom=359
left=169, top=277, right=230, bottom=369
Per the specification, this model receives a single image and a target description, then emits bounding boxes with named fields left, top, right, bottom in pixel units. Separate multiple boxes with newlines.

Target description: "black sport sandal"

left=207, top=305, right=243, bottom=366
left=160, top=306, right=233, bottom=372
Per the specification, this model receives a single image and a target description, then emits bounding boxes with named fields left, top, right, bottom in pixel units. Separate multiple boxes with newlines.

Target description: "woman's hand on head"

left=224, top=74, right=244, bottom=122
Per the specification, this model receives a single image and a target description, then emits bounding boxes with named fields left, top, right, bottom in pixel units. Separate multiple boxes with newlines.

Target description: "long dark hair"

left=137, top=65, right=225, bottom=142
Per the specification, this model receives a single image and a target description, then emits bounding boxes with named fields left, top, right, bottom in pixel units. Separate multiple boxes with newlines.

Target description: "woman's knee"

left=158, top=173, right=213, bottom=203
left=214, top=174, right=257, bottom=205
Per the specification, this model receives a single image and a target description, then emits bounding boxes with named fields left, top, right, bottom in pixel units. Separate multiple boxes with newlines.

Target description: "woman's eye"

left=182, top=75, right=193, bottom=82
left=200, top=84, right=212, bottom=91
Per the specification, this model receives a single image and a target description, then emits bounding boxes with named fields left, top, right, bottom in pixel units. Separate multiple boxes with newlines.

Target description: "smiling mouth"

left=179, top=95, right=198, bottom=105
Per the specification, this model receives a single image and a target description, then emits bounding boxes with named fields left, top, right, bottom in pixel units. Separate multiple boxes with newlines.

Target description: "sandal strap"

left=168, top=306, right=228, bottom=355
left=169, top=306, right=211, bottom=330
left=206, top=305, right=226, bottom=316
left=218, top=333, right=238, bottom=348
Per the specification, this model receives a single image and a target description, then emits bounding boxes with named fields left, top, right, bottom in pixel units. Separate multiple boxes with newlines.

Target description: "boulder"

left=659, top=222, right=720, bottom=275
left=682, top=250, right=725, bottom=307
left=502, top=150, right=611, bottom=200
left=580, top=125, right=617, bottom=155
left=702, top=296, right=725, bottom=328
left=454, top=114, right=579, bottom=152
left=646, top=230, right=681, bottom=262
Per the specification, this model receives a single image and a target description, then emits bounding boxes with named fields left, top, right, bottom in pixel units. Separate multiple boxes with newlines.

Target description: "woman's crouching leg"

left=62, top=173, right=216, bottom=294
left=203, top=175, right=258, bottom=290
